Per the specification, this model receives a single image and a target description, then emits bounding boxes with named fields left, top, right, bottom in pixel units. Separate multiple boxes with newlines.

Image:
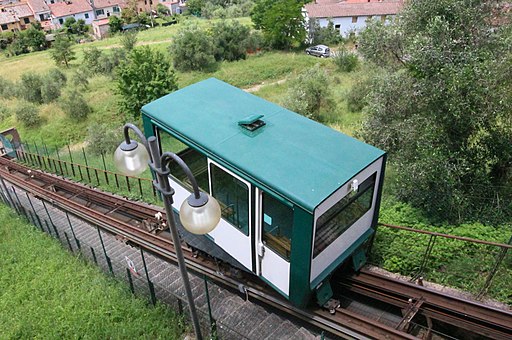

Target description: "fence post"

left=140, top=248, right=157, bottom=305
left=26, top=193, right=44, bottom=232
left=10, top=185, right=24, bottom=216
left=96, top=226, right=114, bottom=276
left=127, top=268, right=135, bottom=294
left=67, top=144, right=76, bottom=177
left=64, top=232, right=73, bottom=251
left=477, top=236, right=512, bottom=299
left=0, top=177, right=17, bottom=212
left=101, top=153, right=109, bottom=185
left=65, top=212, right=81, bottom=250
left=204, top=278, right=217, bottom=338
left=411, top=234, right=437, bottom=282
left=91, top=247, right=98, bottom=264
left=34, top=142, right=44, bottom=169
left=82, top=147, right=91, bottom=182
left=55, top=147, right=64, bottom=175
left=41, top=200, right=60, bottom=238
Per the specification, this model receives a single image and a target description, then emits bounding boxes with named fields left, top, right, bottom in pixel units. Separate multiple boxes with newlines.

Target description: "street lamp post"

left=114, top=123, right=221, bottom=340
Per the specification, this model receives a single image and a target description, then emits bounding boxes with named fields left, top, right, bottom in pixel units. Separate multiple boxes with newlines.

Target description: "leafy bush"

left=109, top=15, right=124, bottom=34
left=0, top=76, right=15, bottom=98
left=59, top=89, right=92, bottom=120
left=211, top=20, right=250, bottom=61
left=0, top=105, right=10, bottom=121
left=309, top=20, right=344, bottom=46
left=82, top=47, right=104, bottom=74
left=15, top=101, right=42, bottom=127
left=86, top=123, right=122, bottom=156
left=71, top=71, right=89, bottom=89
left=18, top=72, right=43, bottom=103
left=333, top=48, right=359, bottom=72
left=120, top=31, right=138, bottom=52
left=41, top=69, right=67, bottom=103
left=117, top=46, right=178, bottom=118
left=346, top=78, right=370, bottom=112
left=282, top=64, right=335, bottom=121
left=98, top=48, right=126, bottom=75
left=169, top=24, right=216, bottom=71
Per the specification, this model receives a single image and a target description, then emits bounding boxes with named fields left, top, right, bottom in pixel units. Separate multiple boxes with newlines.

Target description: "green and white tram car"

left=141, top=78, right=386, bottom=308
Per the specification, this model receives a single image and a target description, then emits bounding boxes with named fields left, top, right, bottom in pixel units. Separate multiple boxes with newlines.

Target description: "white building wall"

left=53, top=11, right=95, bottom=26
left=318, top=15, right=385, bottom=36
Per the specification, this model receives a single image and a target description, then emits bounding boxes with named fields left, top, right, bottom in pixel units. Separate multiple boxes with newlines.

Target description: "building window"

left=1, top=24, right=7, bottom=31
left=313, top=173, right=376, bottom=258
left=334, top=24, right=340, bottom=31
left=262, top=192, right=293, bottom=261
left=210, top=164, right=249, bottom=236
left=96, top=9, right=105, bottom=16
left=85, top=13, right=89, bottom=19
left=352, top=16, right=357, bottom=23
left=156, top=128, right=209, bottom=192
left=23, top=17, right=30, bottom=24
left=59, top=18, right=63, bottom=24
left=113, top=6, right=120, bottom=12
left=39, top=14, right=45, bottom=20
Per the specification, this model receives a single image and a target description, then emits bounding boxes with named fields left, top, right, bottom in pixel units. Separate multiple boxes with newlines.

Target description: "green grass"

left=0, top=203, right=184, bottom=338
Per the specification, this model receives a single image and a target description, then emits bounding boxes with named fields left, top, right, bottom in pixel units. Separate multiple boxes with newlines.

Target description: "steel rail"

left=339, top=269, right=512, bottom=340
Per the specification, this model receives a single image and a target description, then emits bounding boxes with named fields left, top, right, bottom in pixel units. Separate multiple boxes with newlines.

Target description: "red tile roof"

left=26, top=0, right=50, bottom=13
left=93, top=17, right=110, bottom=25
left=305, top=1, right=403, bottom=19
left=48, top=0, right=93, bottom=18
left=0, top=12, right=17, bottom=25
left=92, top=0, right=125, bottom=10
left=2, top=3, right=34, bottom=18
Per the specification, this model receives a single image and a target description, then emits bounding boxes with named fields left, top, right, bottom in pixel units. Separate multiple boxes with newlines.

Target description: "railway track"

left=1, top=156, right=511, bottom=339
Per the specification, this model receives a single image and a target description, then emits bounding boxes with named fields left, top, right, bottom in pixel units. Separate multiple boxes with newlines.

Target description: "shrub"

left=346, top=78, right=370, bottom=112
left=98, top=48, right=126, bottom=75
left=71, top=71, right=89, bottom=89
left=169, top=24, right=216, bottom=71
left=309, top=20, right=344, bottom=46
left=86, top=123, right=122, bottom=156
left=41, top=69, right=67, bottom=103
left=211, top=20, right=250, bottom=61
left=0, top=76, right=15, bottom=98
left=120, top=31, right=138, bottom=52
left=0, top=105, right=10, bottom=121
left=60, top=89, right=91, bottom=120
left=18, top=72, right=43, bottom=103
left=15, top=101, right=42, bottom=127
left=333, top=48, right=359, bottom=72
left=282, top=64, right=335, bottom=121
left=82, top=47, right=104, bottom=74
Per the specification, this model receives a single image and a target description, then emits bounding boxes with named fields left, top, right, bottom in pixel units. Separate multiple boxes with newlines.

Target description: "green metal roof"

left=141, top=78, right=385, bottom=212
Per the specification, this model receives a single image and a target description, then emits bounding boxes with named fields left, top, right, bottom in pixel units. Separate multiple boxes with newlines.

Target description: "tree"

left=120, top=31, right=138, bottom=51
left=116, top=46, right=178, bottom=118
left=60, top=89, right=92, bottom=120
left=358, top=0, right=512, bottom=222
left=251, top=0, right=308, bottom=49
left=41, top=69, right=67, bottom=103
left=169, top=24, right=216, bottom=71
left=109, top=15, right=124, bottom=34
left=15, top=101, right=42, bottom=127
left=18, top=72, right=43, bottom=103
left=309, top=20, right=343, bottom=46
left=211, top=20, right=250, bottom=61
left=21, top=24, right=47, bottom=51
left=50, top=36, right=76, bottom=67
left=157, top=3, right=170, bottom=16
left=282, top=64, right=335, bottom=121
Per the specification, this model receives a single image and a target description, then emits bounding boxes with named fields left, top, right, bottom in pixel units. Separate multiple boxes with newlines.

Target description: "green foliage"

left=346, top=78, right=370, bottom=112
left=188, top=0, right=253, bottom=18
left=116, top=46, right=178, bottom=118
left=282, top=64, right=335, bottom=121
left=120, top=31, right=138, bottom=51
left=82, top=47, right=104, bottom=74
left=86, top=123, right=122, bottom=156
left=0, top=76, right=15, bottom=98
left=309, top=20, right=343, bottom=46
left=157, top=3, right=170, bottom=16
left=98, top=48, right=126, bottom=75
left=0, top=205, right=185, bottom=338
left=15, top=101, right=42, bottom=128
left=63, top=17, right=89, bottom=36
left=251, top=0, right=307, bottom=49
left=20, top=24, right=47, bottom=51
left=169, top=24, right=216, bottom=71
left=358, top=0, right=512, bottom=223
left=332, top=47, right=359, bottom=72
left=60, top=89, right=92, bottom=120
left=41, top=69, right=67, bottom=103
left=71, top=71, right=89, bottom=90
left=18, top=72, right=43, bottom=103
left=211, top=20, right=250, bottom=61
left=50, top=36, right=76, bottom=67
left=109, top=15, right=124, bottom=34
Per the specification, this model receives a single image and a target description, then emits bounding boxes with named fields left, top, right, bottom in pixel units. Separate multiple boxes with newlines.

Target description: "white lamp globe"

left=114, top=140, right=150, bottom=176
left=179, top=193, right=221, bottom=235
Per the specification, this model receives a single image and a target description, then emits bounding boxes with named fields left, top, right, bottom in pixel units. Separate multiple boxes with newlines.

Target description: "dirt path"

left=243, top=78, right=288, bottom=93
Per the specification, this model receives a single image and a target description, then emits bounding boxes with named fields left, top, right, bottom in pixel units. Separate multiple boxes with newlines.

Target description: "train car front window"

left=156, top=128, right=209, bottom=192
left=262, top=192, right=293, bottom=261
left=313, top=173, right=376, bottom=258
left=210, top=164, right=250, bottom=235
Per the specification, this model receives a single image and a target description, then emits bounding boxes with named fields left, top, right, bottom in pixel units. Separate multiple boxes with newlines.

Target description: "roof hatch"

left=238, top=114, right=265, bottom=132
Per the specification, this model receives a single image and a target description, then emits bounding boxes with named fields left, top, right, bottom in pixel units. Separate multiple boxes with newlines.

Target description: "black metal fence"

left=0, top=176, right=259, bottom=340
left=15, top=142, right=157, bottom=203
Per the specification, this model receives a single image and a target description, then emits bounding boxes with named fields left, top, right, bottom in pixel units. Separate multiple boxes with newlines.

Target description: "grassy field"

left=0, top=204, right=185, bottom=338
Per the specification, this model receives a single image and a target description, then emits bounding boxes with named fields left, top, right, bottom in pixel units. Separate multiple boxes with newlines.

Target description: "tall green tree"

left=116, top=47, right=178, bottom=118
left=50, top=36, right=75, bottom=67
left=358, top=0, right=512, bottom=222
left=169, top=24, right=216, bottom=71
left=251, top=0, right=307, bottom=49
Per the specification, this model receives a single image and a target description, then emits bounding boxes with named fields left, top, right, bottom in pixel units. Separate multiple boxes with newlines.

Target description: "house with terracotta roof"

left=0, top=3, right=35, bottom=32
left=90, top=0, right=124, bottom=19
left=304, top=0, right=403, bottom=37
left=26, top=0, right=51, bottom=22
left=48, top=0, right=94, bottom=27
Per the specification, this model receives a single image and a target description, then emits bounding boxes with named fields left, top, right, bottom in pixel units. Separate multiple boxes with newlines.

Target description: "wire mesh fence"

left=0, top=178, right=259, bottom=340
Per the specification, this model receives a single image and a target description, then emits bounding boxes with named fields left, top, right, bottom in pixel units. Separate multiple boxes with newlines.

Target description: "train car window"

left=210, top=164, right=249, bottom=235
left=262, top=192, right=293, bottom=261
left=313, top=173, right=376, bottom=258
left=157, top=128, right=209, bottom=192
